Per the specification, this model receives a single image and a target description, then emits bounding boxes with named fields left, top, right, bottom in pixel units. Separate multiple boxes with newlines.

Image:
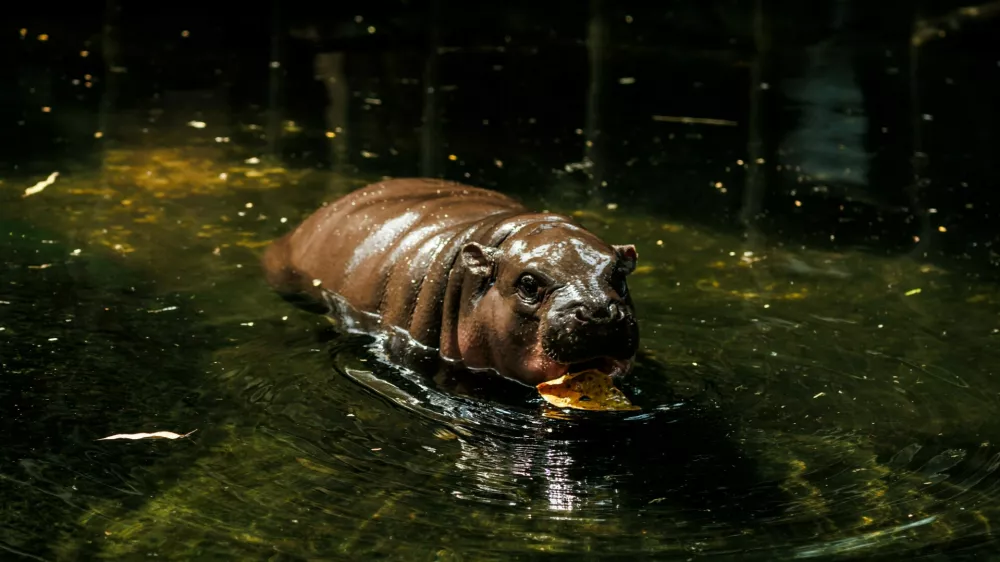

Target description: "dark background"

left=5, top=0, right=1000, bottom=275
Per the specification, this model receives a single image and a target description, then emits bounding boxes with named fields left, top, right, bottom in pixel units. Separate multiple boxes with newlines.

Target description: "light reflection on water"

left=1, top=141, right=999, bottom=560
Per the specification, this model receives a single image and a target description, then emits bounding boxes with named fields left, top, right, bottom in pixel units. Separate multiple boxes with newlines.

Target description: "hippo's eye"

left=516, top=274, right=542, bottom=303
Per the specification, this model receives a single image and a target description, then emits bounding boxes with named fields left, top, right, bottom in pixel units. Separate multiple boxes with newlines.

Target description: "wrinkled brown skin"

left=263, top=178, right=640, bottom=386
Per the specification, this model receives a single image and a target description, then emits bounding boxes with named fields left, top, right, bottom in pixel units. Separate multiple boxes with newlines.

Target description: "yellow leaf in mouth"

left=536, top=370, right=640, bottom=412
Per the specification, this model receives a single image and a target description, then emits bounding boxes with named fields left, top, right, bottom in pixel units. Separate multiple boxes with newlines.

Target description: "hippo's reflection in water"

left=329, top=324, right=789, bottom=522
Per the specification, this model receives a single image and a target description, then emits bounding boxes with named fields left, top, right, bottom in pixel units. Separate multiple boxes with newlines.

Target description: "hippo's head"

left=457, top=220, right=639, bottom=386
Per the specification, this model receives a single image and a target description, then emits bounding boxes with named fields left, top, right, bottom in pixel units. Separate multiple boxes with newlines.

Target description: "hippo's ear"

left=613, top=244, right=638, bottom=275
left=461, top=242, right=498, bottom=278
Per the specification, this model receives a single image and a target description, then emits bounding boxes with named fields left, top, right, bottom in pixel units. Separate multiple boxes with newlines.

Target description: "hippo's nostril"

left=571, top=302, right=625, bottom=324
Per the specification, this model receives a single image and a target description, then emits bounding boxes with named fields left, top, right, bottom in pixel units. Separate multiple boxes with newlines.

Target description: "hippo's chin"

left=555, top=356, right=633, bottom=379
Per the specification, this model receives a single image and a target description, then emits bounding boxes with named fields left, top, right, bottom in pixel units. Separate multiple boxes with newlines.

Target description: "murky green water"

left=2, top=127, right=1000, bottom=561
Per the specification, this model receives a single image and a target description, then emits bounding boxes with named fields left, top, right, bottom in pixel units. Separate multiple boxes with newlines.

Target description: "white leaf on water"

left=24, top=171, right=59, bottom=197
left=97, top=430, right=198, bottom=441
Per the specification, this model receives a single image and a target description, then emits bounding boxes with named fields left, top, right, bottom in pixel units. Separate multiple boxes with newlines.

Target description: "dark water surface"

left=5, top=2, right=1000, bottom=560
left=3, top=136, right=1000, bottom=561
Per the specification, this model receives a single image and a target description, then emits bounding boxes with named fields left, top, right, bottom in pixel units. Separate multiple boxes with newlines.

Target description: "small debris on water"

left=24, top=171, right=59, bottom=197
left=904, top=288, right=922, bottom=296
left=312, top=279, right=322, bottom=287
left=813, top=392, right=827, bottom=399
left=187, top=121, right=207, bottom=129
left=97, top=430, right=197, bottom=441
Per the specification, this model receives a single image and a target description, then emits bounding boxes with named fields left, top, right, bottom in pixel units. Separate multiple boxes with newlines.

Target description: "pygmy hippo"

left=262, top=178, right=639, bottom=386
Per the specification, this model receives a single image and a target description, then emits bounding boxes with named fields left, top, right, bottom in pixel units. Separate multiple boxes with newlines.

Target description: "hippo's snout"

left=572, top=301, right=627, bottom=324
left=543, top=299, right=638, bottom=366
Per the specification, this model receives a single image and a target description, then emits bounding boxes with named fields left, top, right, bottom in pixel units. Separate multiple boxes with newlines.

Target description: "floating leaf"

left=536, top=370, right=640, bottom=412
left=97, top=430, right=197, bottom=441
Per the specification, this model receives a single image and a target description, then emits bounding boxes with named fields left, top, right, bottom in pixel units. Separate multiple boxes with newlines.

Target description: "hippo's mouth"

left=562, top=356, right=632, bottom=378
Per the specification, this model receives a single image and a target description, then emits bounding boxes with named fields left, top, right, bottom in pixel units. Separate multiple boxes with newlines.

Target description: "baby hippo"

left=263, top=178, right=639, bottom=386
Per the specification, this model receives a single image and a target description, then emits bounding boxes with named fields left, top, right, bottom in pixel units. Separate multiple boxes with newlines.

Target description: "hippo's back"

left=263, top=178, right=528, bottom=344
